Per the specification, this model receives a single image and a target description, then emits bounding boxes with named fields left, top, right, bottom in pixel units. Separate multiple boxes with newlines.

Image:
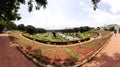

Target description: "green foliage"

left=0, top=0, right=47, bottom=21
left=91, top=0, right=100, bottom=10
left=5, top=22, right=17, bottom=30
left=23, top=33, right=31, bottom=37
left=64, top=32, right=95, bottom=40
left=0, top=20, right=17, bottom=32
left=0, top=22, right=5, bottom=33
left=52, top=32, right=57, bottom=38
left=52, top=26, right=92, bottom=33
left=17, top=24, right=46, bottom=34
left=25, top=25, right=36, bottom=34
left=34, top=33, right=67, bottom=42
left=17, top=24, right=25, bottom=31
left=35, top=28, right=46, bottom=33
left=0, top=0, right=100, bottom=22
left=23, top=32, right=67, bottom=42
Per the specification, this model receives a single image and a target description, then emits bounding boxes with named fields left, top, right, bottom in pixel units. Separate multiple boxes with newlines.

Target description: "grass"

left=68, top=30, right=112, bottom=50
left=33, top=48, right=54, bottom=56
left=8, top=30, right=55, bottom=49
left=23, top=32, right=68, bottom=42
left=64, top=32, right=97, bottom=40
left=8, top=30, right=112, bottom=66
left=64, top=48, right=79, bottom=60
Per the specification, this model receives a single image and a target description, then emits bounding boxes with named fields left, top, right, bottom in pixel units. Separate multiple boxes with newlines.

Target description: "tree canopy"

left=91, top=0, right=100, bottom=10
left=0, top=0, right=47, bottom=22
left=51, top=26, right=92, bottom=33
left=0, top=0, right=100, bottom=22
left=17, top=24, right=25, bottom=31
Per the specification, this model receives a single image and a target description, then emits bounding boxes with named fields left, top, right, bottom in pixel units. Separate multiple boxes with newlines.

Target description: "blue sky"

left=15, top=0, right=120, bottom=29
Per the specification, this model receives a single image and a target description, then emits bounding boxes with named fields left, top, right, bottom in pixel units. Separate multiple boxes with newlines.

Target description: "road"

left=0, top=33, right=37, bottom=67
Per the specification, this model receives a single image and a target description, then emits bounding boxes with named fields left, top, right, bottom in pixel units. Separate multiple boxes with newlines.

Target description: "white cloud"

left=102, top=0, right=120, bottom=14
left=89, top=10, right=113, bottom=22
left=87, top=0, right=120, bottom=26
left=16, top=0, right=120, bottom=29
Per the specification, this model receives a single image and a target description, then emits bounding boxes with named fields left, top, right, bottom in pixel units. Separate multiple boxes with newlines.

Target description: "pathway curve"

left=82, top=34, right=120, bottom=67
left=0, top=33, right=37, bottom=67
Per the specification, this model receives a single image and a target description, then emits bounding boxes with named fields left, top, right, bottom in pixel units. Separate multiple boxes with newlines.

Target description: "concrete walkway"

left=0, top=33, right=37, bottom=67
left=82, top=34, right=120, bottom=67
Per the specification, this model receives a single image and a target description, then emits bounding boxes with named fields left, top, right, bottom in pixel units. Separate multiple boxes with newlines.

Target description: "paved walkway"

left=0, top=33, right=37, bottom=67
left=82, top=34, right=120, bottom=67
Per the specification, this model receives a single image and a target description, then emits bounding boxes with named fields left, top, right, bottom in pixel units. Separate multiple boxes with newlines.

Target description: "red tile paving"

left=0, top=33, right=37, bottom=67
left=83, top=34, right=120, bottom=67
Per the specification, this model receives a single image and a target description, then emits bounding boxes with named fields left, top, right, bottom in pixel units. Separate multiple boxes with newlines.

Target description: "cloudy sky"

left=15, top=0, right=120, bottom=29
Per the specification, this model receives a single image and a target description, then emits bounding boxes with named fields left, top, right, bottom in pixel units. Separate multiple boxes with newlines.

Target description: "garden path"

left=82, top=34, right=120, bottom=67
left=0, top=33, right=37, bottom=67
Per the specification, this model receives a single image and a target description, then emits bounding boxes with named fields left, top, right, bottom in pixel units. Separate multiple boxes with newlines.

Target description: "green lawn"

left=23, top=32, right=68, bottom=42
left=64, top=31, right=97, bottom=40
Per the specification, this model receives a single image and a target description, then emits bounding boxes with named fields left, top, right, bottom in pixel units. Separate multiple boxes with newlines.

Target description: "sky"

left=15, top=0, right=120, bottom=30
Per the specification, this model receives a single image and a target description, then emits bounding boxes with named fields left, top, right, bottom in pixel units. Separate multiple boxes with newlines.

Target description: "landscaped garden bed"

left=22, top=30, right=98, bottom=45
left=9, top=30, right=112, bottom=67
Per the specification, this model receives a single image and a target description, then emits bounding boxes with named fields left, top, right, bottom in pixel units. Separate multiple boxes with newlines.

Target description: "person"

left=114, top=30, right=117, bottom=36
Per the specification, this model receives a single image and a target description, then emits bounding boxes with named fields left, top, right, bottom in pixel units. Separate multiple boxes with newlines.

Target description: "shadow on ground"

left=86, top=53, right=120, bottom=67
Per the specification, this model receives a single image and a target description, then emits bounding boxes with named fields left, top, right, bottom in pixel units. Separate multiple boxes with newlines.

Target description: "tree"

left=0, top=0, right=47, bottom=22
left=0, top=0, right=100, bottom=22
left=17, top=24, right=25, bottom=31
left=25, top=25, right=36, bottom=34
left=96, top=27, right=100, bottom=30
left=91, top=0, right=100, bottom=10
left=5, top=22, right=17, bottom=30
left=73, top=28, right=80, bottom=32
left=52, top=32, right=57, bottom=38
left=109, top=26, right=115, bottom=31
left=0, top=21, right=5, bottom=33
left=79, top=26, right=92, bottom=33
left=36, top=28, right=46, bottom=33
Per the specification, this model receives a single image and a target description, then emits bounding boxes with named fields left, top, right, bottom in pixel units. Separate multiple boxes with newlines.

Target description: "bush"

left=0, top=23, right=5, bottom=33
left=22, top=33, right=80, bottom=45
left=25, top=25, right=36, bottom=34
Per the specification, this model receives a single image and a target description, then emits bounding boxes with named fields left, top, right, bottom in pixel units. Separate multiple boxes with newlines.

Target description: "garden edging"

left=73, top=34, right=113, bottom=67
left=11, top=40, right=54, bottom=67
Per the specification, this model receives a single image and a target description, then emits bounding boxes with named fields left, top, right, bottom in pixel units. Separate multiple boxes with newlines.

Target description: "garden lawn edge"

left=9, top=38, right=54, bottom=67
left=73, top=34, right=113, bottom=67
